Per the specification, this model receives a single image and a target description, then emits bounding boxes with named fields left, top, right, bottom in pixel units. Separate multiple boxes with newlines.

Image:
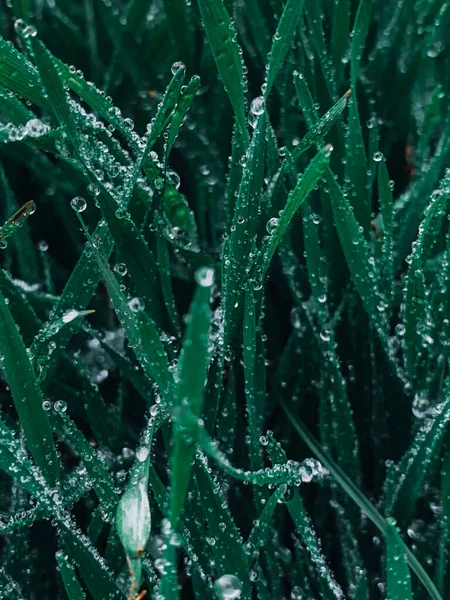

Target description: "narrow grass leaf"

left=259, top=146, right=331, bottom=277
left=245, top=485, right=285, bottom=556
left=350, top=0, right=372, bottom=89
left=56, top=552, right=86, bottom=600
left=166, top=75, right=201, bottom=155
left=0, top=287, right=59, bottom=484
left=377, top=159, right=394, bottom=308
left=331, top=0, right=350, bottom=78
left=264, top=0, right=305, bottom=98
left=385, top=393, right=450, bottom=528
left=267, top=435, right=345, bottom=600
left=170, top=267, right=213, bottom=526
left=31, top=39, right=78, bottom=148
left=280, top=397, right=443, bottom=600
left=385, top=518, right=413, bottom=600
left=196, top=0, right=248, bottom=141
left=0, top=38, right=48, bottom=108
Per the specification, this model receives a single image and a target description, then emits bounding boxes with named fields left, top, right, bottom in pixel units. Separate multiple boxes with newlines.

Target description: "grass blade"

left=350, top=0, right=372, bottom=89
left=0, top=287, right=59, bottom=485
left=264, top=0, right=306, bottom=98
left=196, top=0, right=248, bottom=142
left=385, top=518, right=413, bottom=600
left=170, top=267, right=214, bottom=526
left=56, top=552, right=87, bottom=600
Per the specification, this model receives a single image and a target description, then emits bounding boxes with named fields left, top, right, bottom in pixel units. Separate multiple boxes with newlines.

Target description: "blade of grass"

left=385, top=518, right=413, bottom=600
left=280, top=396, right=443, bottom=600
left=56, top=552, right=87, bottom=600
left=0, top=286, right=59, bottom=485
left=170, top=267, right=214, bottom=527
left=264, top=0, right=306, bottom=98
left=196, top=0, right=248, bottom=142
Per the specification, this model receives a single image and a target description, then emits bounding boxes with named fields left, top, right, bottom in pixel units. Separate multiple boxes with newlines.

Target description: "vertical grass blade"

left=170, top=267, right=214, bottom=526
left=196, top=0, right=248, bottom=142
left=264, top=0, right=306, bottom=98
left=56, top=552, right=86, bottom=600
left=350, top=0, right=372, bottom=89
left=0, top=288, right=59, bottom=485
left=385, top=518, right=413, bottom=600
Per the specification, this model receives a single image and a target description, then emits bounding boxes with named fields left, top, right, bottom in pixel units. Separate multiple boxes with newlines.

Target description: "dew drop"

left=372, top=151, right=383, bottom=162
left=42, top=400, right=52, bottom=411
left=250, top=96, right=265, bottom=116
left=195, top=266, right=215, bottom=287
left=171, top=61, right=185, bottom=74
left=129, top=297, right=145, bottom=312
left=266, top=217, right=279, bottom=234
left=114, top=263, right=128, bottom=277
left=214, top=574, right=242, bottom=599
left=71, top=196, right=87, bottom=213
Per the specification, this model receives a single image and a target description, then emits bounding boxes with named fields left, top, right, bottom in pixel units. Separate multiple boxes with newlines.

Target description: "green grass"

left=0, top=0, right=449, bottom=599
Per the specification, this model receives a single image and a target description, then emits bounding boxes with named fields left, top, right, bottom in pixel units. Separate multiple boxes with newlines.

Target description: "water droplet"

left=71, top=196, right=87, bottom=213
left=129, top=297, right=145, bottom=312
left=250, top=96, right=265, bottom=116
left=154, top=177, right=164, bottom=190
left=136, top=446, right=149, bottom=462
left=42, top=400, right=52, bottom=411
left=214, top=574, right=242, bottom=599
left=171, top=61, right=185, bottom=74
left=195, top=267, right=215, bottom=287
left=372, top=151, right=383, bottom=162
left=266, top=217, right=279, bottom=234
left=38, top=240, right=49, bottom=252
left=54, top=400, right=67, bottom=413
left=114, top=263, right=128, bottom=277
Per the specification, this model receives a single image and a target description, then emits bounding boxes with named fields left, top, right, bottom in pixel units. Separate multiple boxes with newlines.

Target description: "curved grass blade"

left=0, top=287, right=59, bottom=485
left=258, top=146, right=331, bottom=278
left=0, top=200, right=36, bottom=245
left=51, top=411, right=118, bottom=520
left=78, top=218, right=174, bottom=400
left=196, top=0, right=248, bottom=142
left=166, top=75, right=201, bottom=155
left=384, top=393, right=450, bottom=528
left=386, top=518, right=413, bottom=600
left=0, top=37, right=48, bottom=108
left=280, top=396, right=443, bottom=600
left=350, top=0, right=372, bottom=89
left=264, top=0, right=306, bottom=98
left=324, top=167, right=387, bottom=338
left=31, top=39, right=78, bottom=148
left=56, top=552, right=87, bottom=600
left=292, top=75, right=350, bottom=159
left=402, top=187, right=448, bottom=379
left=170, top=267, right=214, bottom=527
left=245, top=484, right=286, bottom=554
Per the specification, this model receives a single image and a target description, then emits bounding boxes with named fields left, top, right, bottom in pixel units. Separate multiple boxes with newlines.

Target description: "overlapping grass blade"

left=196, top=0, right=248, bottom=141
left=0, top=287, right=59, bottom=484
left=258, top=146, right=331, bottom=277
left=385, top=518, right=413, bottom=600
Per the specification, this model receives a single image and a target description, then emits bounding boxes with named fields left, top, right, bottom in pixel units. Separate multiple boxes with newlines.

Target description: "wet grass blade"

left=245, top=485, right=285, bottom=554
left=384, top=393, right=450, bottom=529
left=170, top=268, right=214, bottom=527
left=385, top=518, right=413, bottom=600
left=377, top=158, right=394, bottom=308
left=258, top=146, right=331, bottom=277
left=0, top=37, right=48, bottom=108
left=31, top=39, right=78, bottom=148
left=280, top=397, right=443, bottom=600
left=166, top=75, right=201, bottom=155
left=264, top=0, right=306, bottom=98
left=56, top=552, right=86, bottom=600
left=196, top=0, right=248, bottom=142
left=0, top=287, right=59, bottom=485
left=350, top=0, right=372, bottom=89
